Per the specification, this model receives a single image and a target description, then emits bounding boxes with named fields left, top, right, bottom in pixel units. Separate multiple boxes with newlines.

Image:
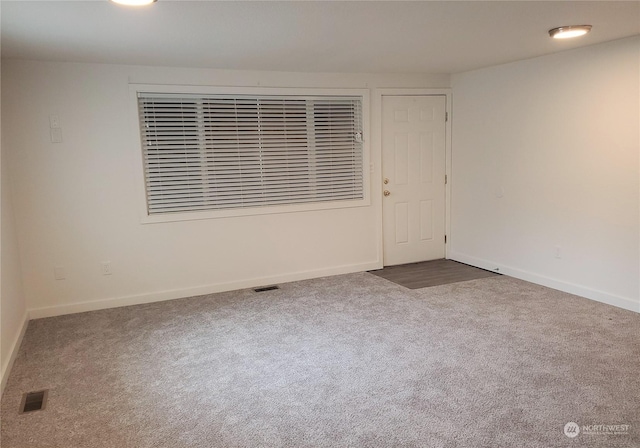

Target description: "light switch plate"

left=49, top=115, right=60, bottom=129
left=50, top=128, right=63, bottom=143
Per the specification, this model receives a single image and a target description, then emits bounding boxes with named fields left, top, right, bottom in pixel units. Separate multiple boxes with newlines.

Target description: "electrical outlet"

left=54, top=266, right=66, bottom=280
left=101, top=262, right=112, bottom=276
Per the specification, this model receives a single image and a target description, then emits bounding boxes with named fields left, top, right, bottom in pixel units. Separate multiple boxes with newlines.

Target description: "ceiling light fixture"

left=110, top=0, right=156, bottom=6
left=548, top=25, right=592, bottom=39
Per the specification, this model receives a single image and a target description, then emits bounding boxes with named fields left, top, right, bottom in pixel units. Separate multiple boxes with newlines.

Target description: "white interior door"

left=382, top=95, right=446, bottom=266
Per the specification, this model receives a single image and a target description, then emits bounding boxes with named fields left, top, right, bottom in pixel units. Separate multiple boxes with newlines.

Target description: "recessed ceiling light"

left=549, top=25, right=592, bottom=39
left=110, top=0, right=156, bottom=6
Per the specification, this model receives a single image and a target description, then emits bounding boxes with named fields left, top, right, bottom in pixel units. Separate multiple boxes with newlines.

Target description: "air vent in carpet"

left=254, top=285, right=280, bottom=292
left=20, top=390, right=48, bottom=413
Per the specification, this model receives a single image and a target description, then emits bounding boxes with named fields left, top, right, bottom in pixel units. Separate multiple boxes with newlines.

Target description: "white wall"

left=1, top=59, right=29, bottom=394
left=450, top=36, right=640, bottom=312
left=1, top=135, right=28, bottom=395
left=2, top=59, right=449, bottom=318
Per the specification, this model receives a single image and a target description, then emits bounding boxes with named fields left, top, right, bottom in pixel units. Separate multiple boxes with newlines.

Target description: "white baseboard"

left=1, top=309, right=29, bottom=398
left=28, top=261, right=382, bottom=319
left=448, top=251, right=640, bottom=313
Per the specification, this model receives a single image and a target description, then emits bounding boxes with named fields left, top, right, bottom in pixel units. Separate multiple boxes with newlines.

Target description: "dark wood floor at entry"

left=368, top=259, right=500, bottom=289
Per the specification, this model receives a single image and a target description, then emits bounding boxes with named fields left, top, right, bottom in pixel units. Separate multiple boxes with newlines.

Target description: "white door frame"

left=373, top=88, right=452, bottom=267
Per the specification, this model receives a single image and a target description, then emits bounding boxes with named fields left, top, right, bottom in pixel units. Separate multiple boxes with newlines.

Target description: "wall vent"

left=254, top=285, right=280, bottom=292
left=20, top=390, right=48, bottom=413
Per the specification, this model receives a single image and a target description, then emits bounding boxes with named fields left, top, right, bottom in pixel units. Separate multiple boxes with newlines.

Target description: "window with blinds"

left=137, top=93, right=364, bottom=216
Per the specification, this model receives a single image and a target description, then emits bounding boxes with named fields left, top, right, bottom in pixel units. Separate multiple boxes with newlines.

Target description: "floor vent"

left=254, top=285, right=279, bottom=292
left=20, top=390, right=48, bottom=414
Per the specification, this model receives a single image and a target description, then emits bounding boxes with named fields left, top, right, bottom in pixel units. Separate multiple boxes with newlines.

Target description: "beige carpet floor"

left=1, top=273, right=639, bottom=447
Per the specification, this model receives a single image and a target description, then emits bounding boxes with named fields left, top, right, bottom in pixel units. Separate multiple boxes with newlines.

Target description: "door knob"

left=384, top=178, right=389, bottom=185
left=383, top=190, right=391, bottom=196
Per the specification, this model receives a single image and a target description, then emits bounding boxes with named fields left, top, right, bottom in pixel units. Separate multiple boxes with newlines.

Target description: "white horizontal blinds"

left=313, top=99, right=364, bottom=201
left=202, top=97, right=311, bottom=208
left=138, top=93, right=363, bottom=215
left=140, top=97, right=206, bottom=213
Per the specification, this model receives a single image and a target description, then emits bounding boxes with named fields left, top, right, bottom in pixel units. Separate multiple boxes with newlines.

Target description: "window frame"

left=130, top=84, right=370, bottom=224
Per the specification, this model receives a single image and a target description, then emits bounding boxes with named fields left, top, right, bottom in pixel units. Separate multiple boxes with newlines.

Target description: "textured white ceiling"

left=2, top=1, right=639, bottom=74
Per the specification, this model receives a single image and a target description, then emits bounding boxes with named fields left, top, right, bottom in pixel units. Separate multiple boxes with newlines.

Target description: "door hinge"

left=445, top=112, right=449, bottom=122
left=445, top=175, right=448, bottom=185
left=445, top=235, right=447, bottom=244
